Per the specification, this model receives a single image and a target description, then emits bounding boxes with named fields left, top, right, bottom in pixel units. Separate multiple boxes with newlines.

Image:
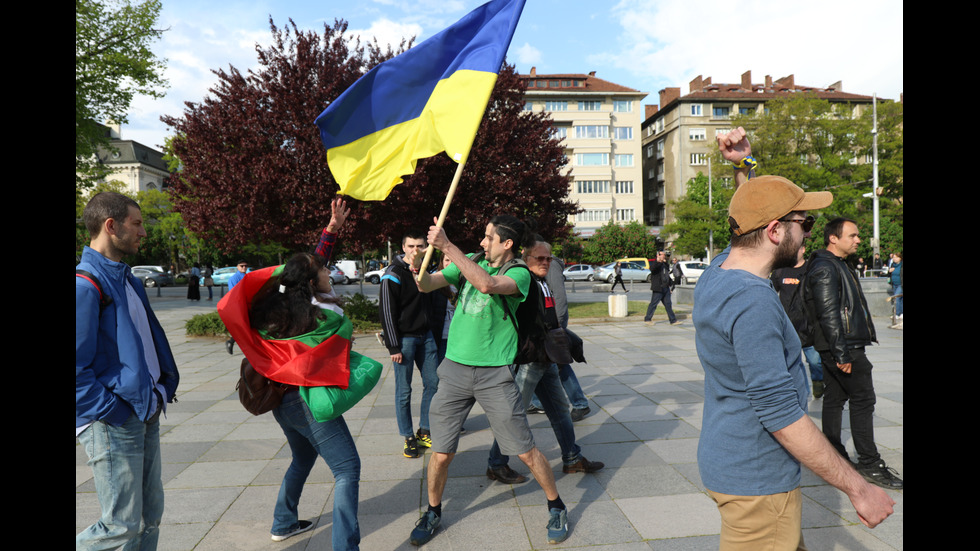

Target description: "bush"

left=185, top=311, right=229, bottom=337
left=343, top=293, right=381, bottom=332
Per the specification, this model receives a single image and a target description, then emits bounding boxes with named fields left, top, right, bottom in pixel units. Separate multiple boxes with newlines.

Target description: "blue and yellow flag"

left=315, top=0, right=526, bottom=201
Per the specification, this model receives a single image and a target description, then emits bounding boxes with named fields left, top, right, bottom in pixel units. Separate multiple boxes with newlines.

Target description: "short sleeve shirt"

left=440, top=255, right=530, bottom=367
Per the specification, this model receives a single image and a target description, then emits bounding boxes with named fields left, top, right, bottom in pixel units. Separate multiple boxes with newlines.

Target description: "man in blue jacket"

left=76, top=191, right=180, bottom=550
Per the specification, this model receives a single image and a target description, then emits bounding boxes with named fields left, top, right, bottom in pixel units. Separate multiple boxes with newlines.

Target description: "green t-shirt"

left=440, top=255, right=530, bottom=366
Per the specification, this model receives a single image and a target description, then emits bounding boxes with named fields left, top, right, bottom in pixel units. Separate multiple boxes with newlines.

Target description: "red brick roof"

left=518, top=72, right=643, bottom=94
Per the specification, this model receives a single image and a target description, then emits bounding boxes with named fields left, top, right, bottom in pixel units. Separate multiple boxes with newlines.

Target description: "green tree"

left=582, top=221, right=658, bottom=265
left=76, top=0, right=168, bottom=192
left=664, top=172, right=734, bottom=258
left=724, top=94, right=902, bottom=255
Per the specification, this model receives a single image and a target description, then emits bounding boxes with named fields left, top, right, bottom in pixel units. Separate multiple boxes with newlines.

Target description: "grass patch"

left=567, top=301, right=652, bottom=319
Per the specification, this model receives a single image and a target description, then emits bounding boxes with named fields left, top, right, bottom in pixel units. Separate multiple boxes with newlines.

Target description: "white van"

left=333, top=260, right=363, bottom=284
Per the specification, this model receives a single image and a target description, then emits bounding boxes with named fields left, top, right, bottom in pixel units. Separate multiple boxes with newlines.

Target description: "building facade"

left=95, top=123, right=171, bottom=194
left=641, top=70, right=877, bottom=231
left=518, top=69, right=648, bottom=237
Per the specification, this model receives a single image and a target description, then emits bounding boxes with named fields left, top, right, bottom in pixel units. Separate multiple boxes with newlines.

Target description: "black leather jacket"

left=804, top=249, right=877, bottom=364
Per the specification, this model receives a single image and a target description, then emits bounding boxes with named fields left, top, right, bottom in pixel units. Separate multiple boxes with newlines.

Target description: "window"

left=613, top=127, right=633, bottom=140
left=575, top=125, right=609, bottom=139
left=615, top=154, right=634, bottom=167
left=690, top=104, right=703, bottom=116
left=615, top=180, right=634, bottom=194
left=523, top=102, right=533, bottom=111
left=613, top=100, right=632, bottom=112
left=578, top=209, right=610, bottom=222
left=576, top=180, right=610, bottom=194
left=551, top=126, right=568, bottom=139
left=617, top=208, right=635, bottom=221
left=654, top=118, right=664, bottom=133
left=646, top=145, right=654, bottom=158
left=690, top=153, right=707, bottom=165
left=545, top=101, right=567, bottom=111
left=578, top=100, right=602, bottom=111
left=713, top=106, right=731, bottom=119
left=575, top=153, right=609, bottom=166
left=689, top=128, right=706, bottom=141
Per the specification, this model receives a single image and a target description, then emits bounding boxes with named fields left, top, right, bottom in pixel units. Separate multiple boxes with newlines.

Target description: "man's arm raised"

left=717, top=126, right=753, bottom=189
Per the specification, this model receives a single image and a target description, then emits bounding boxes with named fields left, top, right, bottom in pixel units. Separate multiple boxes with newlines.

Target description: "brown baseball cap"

left=728, top=175, right=833, bottom=236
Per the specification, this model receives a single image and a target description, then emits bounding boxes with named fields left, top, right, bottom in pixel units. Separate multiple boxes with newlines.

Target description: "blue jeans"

left=531, top=363, right=588, bottom=410
left=76, top=408, right=164, bottom=551
left=890, top=284, right=903, bottom=316
left=272, top=391, right=360, bottom=550
left=393, top=332, right=439, bottom=437
left=802, top=346, right=823, bottom=382
left=489, top=362, right=582, bottom=467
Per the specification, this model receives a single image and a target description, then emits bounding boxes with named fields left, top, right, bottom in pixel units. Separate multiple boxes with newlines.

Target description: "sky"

left=123, top=0, right=904, bottom=151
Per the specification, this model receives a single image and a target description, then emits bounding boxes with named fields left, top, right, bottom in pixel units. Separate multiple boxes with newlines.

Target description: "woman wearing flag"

left=219, top=197, right=379, bottom=548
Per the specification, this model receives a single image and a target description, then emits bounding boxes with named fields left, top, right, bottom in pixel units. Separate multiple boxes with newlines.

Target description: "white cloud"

left=514, top=42, right=542, bottom=65
left=601, top=0, right=903, bottom=101
left=345, top=18, right=423, bottom=50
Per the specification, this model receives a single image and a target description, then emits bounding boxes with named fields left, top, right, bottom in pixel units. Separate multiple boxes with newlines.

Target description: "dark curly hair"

left=249, top=253, right=325, bottom=338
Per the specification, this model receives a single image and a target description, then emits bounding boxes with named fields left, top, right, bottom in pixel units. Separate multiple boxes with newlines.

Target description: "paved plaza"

left=76, top=297, right=903, bottom=550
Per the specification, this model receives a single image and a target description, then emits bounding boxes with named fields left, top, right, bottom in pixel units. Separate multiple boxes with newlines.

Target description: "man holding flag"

left=406, top=216, right=571, bottom=545
left=314, top=1, right=545, bottom=542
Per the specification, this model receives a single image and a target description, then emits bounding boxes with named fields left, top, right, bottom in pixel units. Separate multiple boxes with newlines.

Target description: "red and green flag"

left=217, top=265, right=352, bottom=388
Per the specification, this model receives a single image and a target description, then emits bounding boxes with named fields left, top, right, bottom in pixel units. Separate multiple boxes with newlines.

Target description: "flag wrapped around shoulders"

left=217, top=265, right=352, bottom=388
left=315, top=0, right=526, bottom=201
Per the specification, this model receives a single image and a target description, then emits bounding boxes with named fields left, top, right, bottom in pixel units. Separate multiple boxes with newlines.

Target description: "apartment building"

left=641, top=70, right=877, bottom=229
left=518, top=68, right=648, bottom=237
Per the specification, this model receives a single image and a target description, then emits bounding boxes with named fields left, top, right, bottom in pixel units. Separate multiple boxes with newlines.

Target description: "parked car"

left=364, top=268, right=386, bottom=284
left=596, top=261, right=651, bottom=283
left=327, top=265, right=347, bottom=284
left=131, top=266, right=174, bottom=287
left=333, top=260, right=362, bottom=284
left=675, top=261, right=709, bottom=284
left=210, top=266, right=242, bottom=286
left=616, top=257, right=656, bottom=270
left=562, top=263, right=595, bottom=281
left=132, top=268, right=174, bottom=288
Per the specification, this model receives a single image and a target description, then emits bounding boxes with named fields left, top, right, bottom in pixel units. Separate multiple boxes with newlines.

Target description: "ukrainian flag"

left=315, top=0, right=526, bottom=201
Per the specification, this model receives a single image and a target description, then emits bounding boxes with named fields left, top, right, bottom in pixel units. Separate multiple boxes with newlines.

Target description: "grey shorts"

left=429, top=359, right=535, bottom=456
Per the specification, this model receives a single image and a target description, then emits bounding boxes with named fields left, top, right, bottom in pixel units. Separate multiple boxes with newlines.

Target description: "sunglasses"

left=527, top=255, right=553, bottom=263
left=778, top=215, right=815, bottom=233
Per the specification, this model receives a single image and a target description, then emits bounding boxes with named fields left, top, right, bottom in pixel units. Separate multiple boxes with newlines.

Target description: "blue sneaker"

left=410, top=510, right=441, bottom=546
left=546, top=507, right=568, bottom=543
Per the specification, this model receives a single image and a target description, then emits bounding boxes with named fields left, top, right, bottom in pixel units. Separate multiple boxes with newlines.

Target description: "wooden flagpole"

left=417, top=160, right=466, bottom=282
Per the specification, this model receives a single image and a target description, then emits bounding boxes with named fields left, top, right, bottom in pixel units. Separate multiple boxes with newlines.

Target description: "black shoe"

left=859, top=461, right=903, bottom=490
left=404, top=436, right=420, bottom=458
left=225, top=339, right=234, bottom=355
left=570, top=407, right=591, bottom=422
left=486, top=465, right=528, bottom=484
left=563, top=456, right=604, bottom=474
left=271, top=519, right=314, bottom=542
left=526, top=405, right=545, bottom=414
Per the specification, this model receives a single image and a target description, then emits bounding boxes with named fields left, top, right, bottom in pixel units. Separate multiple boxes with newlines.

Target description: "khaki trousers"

left=707, top=488, right=808, bottom=551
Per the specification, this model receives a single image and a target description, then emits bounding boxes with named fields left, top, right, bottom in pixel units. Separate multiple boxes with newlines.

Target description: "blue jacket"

left=76, top=246, right=180, bottom=428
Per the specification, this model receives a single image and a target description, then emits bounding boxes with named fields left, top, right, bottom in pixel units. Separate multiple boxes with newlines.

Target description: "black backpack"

left=457, top=253, right=549, bottom=365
